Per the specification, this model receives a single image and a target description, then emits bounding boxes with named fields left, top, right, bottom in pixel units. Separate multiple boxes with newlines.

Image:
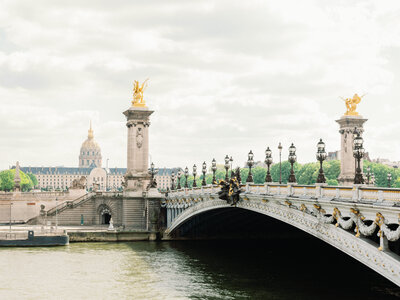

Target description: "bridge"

left=164, top=182, right=400, bottom=286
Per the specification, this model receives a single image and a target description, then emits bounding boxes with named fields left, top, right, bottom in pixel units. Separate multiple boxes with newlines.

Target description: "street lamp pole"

left=388, top=173, right=392, bottom=188
left=184, top=167, right=189, bottom=188
left=171, top=171, right=176, bottom=190
left=224, top=155, right=230, bottom=181
left=193, top=164, right=197, bottom=187
left=316, top=139, right=327, bottom=184
left=246, top=150, right=254, bottom=183
left=288, top=143, right=297, bottom=183
left=353, top=131, right=365, bottom=185
left=177, top=170, right=182, bottom=190
left=278, top=142, right=283, bottom=184
left=265, top=147, right=273, bottom=183
left=211, top=159, right=217, bottom=185
left=202, top=162, right=207, bottom=186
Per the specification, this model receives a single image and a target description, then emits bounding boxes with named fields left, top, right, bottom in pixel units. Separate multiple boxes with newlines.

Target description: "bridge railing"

left=167, top=183, right=400, bottom=204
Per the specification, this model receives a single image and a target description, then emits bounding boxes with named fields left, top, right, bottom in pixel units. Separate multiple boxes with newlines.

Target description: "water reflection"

left=0, top=238, right=399, bottom=299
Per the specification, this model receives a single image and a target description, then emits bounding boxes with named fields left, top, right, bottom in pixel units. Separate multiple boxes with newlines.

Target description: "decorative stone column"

left=123, top=106, right=154, bottom=192
left=336, top=116, right=367, bottom=186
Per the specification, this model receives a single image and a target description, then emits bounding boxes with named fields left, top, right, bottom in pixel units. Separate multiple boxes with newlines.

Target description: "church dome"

left=79, top=122, right=102, bottom=168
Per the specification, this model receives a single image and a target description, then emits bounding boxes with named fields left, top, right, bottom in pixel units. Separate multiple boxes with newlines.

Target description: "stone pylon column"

left=123, top=106, right=154, bottom=191
left=122, top=104, right=155, bottom=229
left=336, top=115, right=367, bottom=186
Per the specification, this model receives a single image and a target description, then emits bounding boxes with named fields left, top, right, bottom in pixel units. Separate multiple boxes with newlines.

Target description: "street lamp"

left=353, top=131, right=365, bottom=185
left=202, top=162, right=207, bottom=186
left=264, top=147, right=273, bottom=183
left=211, top=159, right=217, bottom=185
left=316, top=139, right=327, bottom=184
left=246, top=150, right=254, bottom=183
left=278, top=142, right=283, bottom=184
left=148, top=162, right=158, bottom=188
left=366, top=166, right=372, bottom=185
left=171, top=171, right=176, bottom=190
left=388, top=173, right=392, bottom=188
left=224, top=155, right=230, bottom=181
left=177, top=170, right=182, bottom=189
left=193, top=164, right=197, bottom=187
left=184, top=167, right=189, bottom=188
left=288, top=143, right=297, bottom=183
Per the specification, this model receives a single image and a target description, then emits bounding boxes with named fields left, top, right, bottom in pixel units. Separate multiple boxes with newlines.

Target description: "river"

left=1, top=238, right=400, bottom=299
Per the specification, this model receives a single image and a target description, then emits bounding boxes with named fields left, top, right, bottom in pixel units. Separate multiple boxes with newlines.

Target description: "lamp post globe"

left=316, top=139, right=327, bottom=184
left=211, top=158, right=217, bottom=185
left=224, top=155, right=230, bottom=181
left=202, top=162, right=207, bottom=186
left=246, top=150, right=254, bottom=183
left=264, top=147, right=273, bottom=183
left=288, top=143, right=297, bottom=183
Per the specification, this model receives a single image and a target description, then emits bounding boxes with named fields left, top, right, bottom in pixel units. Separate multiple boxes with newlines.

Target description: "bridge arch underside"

left=170, top=207, right=308, bottom=240
left=167, top=202, right=400, bottom=286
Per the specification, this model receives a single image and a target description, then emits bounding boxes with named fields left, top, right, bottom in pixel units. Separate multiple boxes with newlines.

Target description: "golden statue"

left=340, top=93, right=365, bottom=116
left=132, top=79, right=149, bottom=107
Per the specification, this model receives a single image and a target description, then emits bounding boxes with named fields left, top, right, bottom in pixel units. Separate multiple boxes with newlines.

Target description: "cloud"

left=1, top=0, right=400, bottom=171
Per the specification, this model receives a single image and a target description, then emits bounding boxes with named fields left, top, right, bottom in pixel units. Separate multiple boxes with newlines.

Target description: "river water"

left=1, top=238, right=400, bottom=300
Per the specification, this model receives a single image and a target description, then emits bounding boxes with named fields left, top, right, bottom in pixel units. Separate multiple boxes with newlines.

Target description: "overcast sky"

left=1, top=0, right=400, bottom=171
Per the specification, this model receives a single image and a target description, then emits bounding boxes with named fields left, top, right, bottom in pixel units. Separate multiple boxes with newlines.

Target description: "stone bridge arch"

left=165, top=196, right=400, bottom=286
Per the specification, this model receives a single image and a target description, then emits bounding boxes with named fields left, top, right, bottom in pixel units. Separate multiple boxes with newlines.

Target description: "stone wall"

left=0, top=189, right=86, bottom=223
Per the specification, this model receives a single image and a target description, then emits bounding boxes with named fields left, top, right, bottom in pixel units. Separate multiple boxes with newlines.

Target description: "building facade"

left=18, top=124, right=178, bottom=192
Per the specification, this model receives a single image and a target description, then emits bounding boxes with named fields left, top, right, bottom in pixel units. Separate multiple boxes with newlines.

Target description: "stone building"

left=18, top=123, right=179, bottom=192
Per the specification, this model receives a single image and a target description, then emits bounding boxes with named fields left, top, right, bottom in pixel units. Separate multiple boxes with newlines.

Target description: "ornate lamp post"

left=353, top=131, right=365, bottom=185
left=177, top=170, right=182, bottom=189
left=264, top=147, right=273, bottom=183
left=202, top=162, right=207, bottom=186
left=246, top=150, right=254, bottom=183
left=229, top=156, right=234, bottom=179
left=288, top=143, right=297, bottom=183
left=278, top=142, right=283, bottom=184
left=193, top=164, right=197, bottom=187
left=148, top=162, right=158, bottom=188
left=316, top=139, right=327, bottom=184
left=171, top=171, right=176, bottom=190
left=388, top=173, right=392, bottom=188
left=224, top=155, right=230, bottom=181
left=366, top=166, right=372, bottom=185
left=211, top=159, right=217, bottom=184
left=184, top=167, right=189, bottom=188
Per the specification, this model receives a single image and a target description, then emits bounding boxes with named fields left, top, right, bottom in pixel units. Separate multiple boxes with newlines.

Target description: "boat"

left=0, top=230, right=69, bottom=247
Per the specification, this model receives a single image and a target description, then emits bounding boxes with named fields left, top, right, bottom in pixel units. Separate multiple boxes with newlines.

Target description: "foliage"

left=0, top=169, right=34, bottom=192
left=26, top=173, right=38, bottom=187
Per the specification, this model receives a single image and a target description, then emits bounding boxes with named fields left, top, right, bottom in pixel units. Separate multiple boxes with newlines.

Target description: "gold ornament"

left=132, top=79, right=149, bottom=107
left=340, top=93, right=365, bottom=116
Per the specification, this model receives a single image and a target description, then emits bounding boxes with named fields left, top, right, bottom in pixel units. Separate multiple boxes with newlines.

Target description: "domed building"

left=79, top=122, right=102, bottom=168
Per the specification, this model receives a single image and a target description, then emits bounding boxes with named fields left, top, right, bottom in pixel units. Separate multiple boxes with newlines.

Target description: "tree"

left=26, top=173, right=38, bottom=187
left=270, top=161, right=301, bottom=184
left=0, top=169, right=34, bottom=192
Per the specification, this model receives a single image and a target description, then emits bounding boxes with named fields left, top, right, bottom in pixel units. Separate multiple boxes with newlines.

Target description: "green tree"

left=270, top=161, right=301, bottom=184
left=27, top=173, right=38, bottom=187
left=0, top=169, right=34, bottom=192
